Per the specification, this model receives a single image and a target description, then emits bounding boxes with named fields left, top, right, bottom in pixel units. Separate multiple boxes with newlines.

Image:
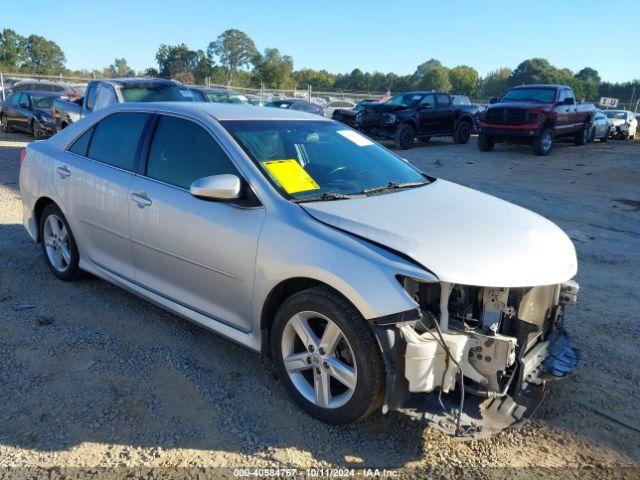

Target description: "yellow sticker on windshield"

left=262, top=159, right=320, bottom=194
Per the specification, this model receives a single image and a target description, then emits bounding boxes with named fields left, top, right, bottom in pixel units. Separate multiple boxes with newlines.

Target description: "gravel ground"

left=0, top=131, right=639, bottom=479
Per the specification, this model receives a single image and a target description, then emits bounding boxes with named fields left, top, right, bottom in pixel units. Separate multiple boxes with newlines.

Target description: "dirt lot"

left=1, top=131, right=639, bottom=478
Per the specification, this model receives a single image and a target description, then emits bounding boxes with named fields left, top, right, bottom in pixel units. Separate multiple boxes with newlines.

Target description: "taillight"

left=19, top=149, right=27, bottom=166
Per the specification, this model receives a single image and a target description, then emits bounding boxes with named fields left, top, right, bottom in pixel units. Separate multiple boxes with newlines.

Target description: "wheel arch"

left=33, top=196, right=57, bottom=242
left=454, top=114, right=473, bottom=128
left=259, top=277, right=365, bottom=355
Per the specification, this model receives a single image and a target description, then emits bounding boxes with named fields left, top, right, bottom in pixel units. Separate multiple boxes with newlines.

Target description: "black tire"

left=271, top=286, right=385, bottom=424
left=602, top=127, right=609, bottom=143
left=1, top=114, right=11, bottom=133
left=31, top=120, right=44, bottom=140
left=533, top=128, right=554, bottom=156
left=574, top=122, right=590, bottom=146
left=394, top=124, right=415, bottom=150
left=453, top=120, right=471, bottom=144
left=477, top=133, right=495, bottom=152
left=39, top=204, right=81, bottom=281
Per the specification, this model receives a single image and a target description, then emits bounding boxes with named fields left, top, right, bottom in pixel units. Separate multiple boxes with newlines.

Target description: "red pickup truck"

left=478, top=84, right=595, bottom=156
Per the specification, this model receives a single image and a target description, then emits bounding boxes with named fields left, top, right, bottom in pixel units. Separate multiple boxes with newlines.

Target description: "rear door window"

left=145, top=115, right=238, bottom=189
left=87, top=112, right=149, bottom=171
left=436, top=94, right=450, bottom=107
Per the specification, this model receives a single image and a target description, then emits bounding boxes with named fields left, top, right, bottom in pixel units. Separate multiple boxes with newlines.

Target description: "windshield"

left=222, top=120, right=427, bottom=201
left=120, top=85, right=194, bottom=102
left=501, top=88, right=556, bottom=103
left=31, top=95, right=56, bottom=108
left=385, top=94, right=423, bottom=107
left=604, top=111, right=626, bottom=119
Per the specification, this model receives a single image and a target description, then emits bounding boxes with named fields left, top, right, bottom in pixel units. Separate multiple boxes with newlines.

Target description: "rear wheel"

left=271, top=286, right=384, bottom=424
left=574, top=122, right=590, bottom=146
left=31, top=120, right=44, bottom=140
left=477, top=133, right=495, bottom=152
left=39, top=204, right=80, bottom=281
left=394, top=124, right=415, bottom=150
left=533, top=128, right=554, bottom=156
left=453, top=121, right=471, bottom=144
left=0, top=114, right=11, bottom=133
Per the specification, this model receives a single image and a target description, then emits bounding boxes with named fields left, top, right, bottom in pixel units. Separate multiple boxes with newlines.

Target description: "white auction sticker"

left=337, top=129, right=373, bottom=146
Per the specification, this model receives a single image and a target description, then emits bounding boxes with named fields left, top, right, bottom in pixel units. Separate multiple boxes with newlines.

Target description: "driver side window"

left=419, top=94, right=435, bottom=108
left=146, top=115, right=239, bottom=190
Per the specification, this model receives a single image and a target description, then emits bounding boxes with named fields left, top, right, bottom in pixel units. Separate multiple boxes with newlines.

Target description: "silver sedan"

left=19, top=102, right=579, bottom=435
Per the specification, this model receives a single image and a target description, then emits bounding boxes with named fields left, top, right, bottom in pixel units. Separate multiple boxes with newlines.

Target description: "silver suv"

left=19, top=102, right=579, bottom=435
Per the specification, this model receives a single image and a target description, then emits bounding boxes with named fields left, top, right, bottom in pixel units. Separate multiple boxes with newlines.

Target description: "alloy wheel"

left=280, top=311, right=357, bottom=409
left=541, top=131, right=553, bottom=151
left=43, top=214, right=72, bottom=272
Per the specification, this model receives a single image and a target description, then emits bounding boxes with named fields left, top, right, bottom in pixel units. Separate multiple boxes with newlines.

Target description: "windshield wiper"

left=293, top=192, right=360, bottom=203
left=362, top=180, right=429, bottom=195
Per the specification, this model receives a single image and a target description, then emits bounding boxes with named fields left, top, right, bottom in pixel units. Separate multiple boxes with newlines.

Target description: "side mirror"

left=190, top=174, right=242, bottom=200
left=489, top=98, right=498, bottom=104
left=20, top=102, right=29, bottom=109
left=419, top=103, right=430, bottom=109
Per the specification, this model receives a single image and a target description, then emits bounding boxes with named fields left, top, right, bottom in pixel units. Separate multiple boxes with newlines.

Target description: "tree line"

left=1, top=27, right=639, bottom=104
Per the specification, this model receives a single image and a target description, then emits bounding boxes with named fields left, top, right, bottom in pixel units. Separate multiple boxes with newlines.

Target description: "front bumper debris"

left=373, top=280, right=580, bottom=439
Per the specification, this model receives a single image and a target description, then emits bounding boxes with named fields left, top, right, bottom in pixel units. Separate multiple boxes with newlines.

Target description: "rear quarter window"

left=87, top=112, right=149, bottom=171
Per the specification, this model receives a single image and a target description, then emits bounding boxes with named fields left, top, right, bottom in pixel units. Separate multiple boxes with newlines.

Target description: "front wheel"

left=477, top=133, right=495, bottom=152
left=453, top=121, right=471, bottom=144
left=533, top=128, right=554, bottom=156
left=271, top=286, right=384, bottom=424
left=394, top=124, right=415, bottom=150
left=39, top=204, right=81, bottom=281
left=602, top=127, right=610, bottom=142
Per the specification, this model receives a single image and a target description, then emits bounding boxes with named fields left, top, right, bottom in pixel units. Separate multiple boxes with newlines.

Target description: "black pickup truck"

left=353, top=92, right=480, bottom=149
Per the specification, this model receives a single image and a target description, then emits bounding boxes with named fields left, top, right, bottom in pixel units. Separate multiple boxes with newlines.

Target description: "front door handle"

left=131, top=192, right=152, bottom=207
left=57, top=165, right=71, bottom=178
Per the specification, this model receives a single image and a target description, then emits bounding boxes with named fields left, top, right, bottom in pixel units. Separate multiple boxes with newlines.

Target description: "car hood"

left=607, top=118, right=625, bottom=126
left=365, top=104, right=410, bottom=113
left=491, top=101, right=552, bottom=111
left=301, top=180, right=577, bottom=287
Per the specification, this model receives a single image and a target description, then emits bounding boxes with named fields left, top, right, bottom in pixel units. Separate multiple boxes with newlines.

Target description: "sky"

left=4, top=0, right=639, bottom=83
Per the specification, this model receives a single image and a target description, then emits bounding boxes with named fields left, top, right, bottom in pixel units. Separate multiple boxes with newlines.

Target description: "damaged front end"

left=374, top=277, right=580, bottom=439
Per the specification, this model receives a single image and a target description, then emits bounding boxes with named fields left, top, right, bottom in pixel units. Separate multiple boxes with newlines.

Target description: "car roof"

left=94, top=77, right=180, bottom=88
left=511, top=84, right=564, bottom=89
left=99, top=101, right=333, bottom=121
left=17, top=90, right=62, bottom=97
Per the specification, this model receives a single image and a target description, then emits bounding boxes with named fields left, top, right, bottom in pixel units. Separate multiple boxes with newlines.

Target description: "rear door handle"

left=131, top=192, right=152, bottom=207
left=57, top=165, right=71, bottom=178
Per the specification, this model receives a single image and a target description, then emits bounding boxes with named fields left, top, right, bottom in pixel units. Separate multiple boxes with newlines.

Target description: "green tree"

left=413, top=59, right=443, bottom=83
left=0, top=29, right=27, bottom=70
left=155, top=43, right=209, bottom=83
left=416, top=65, right=451, bottom=91
left=510, top=58, right=558, bottom=85
left=478, top=68, right=512, bottom=99
left=576, top=67, right=600, bottom=84
left=143, top=67, right=159, bottom=77
left=253, top=48, right=294, bottom=88
left=207, top=29, right=257, bottom=85
left=104, top=58, right=135, bottom=77
left=448, top=65, right=479, bottom=96
left=23, top=34, right=65, bottom=74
